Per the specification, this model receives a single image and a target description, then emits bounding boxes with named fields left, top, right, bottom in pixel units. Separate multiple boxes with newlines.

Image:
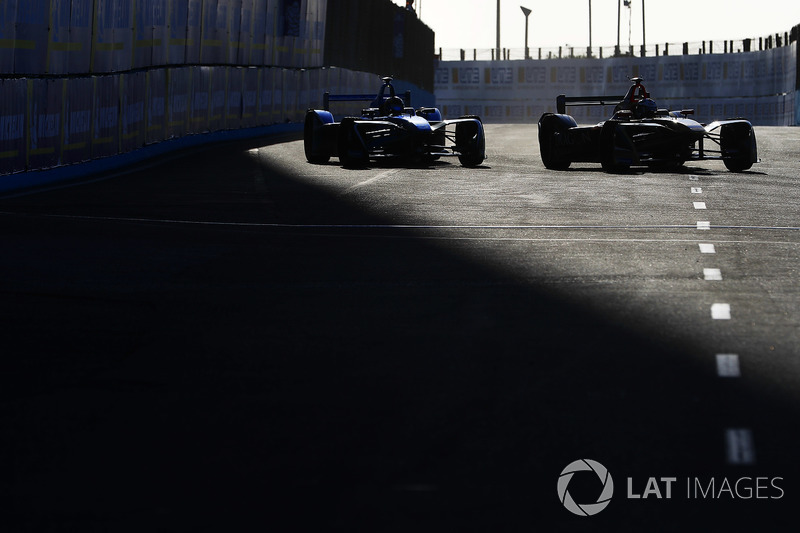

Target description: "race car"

left=538, top=77, right=758, bottom=173
left=304, top=76, right=485, bottom=167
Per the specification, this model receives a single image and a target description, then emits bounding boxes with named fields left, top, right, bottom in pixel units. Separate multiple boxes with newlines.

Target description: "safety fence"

left=435, top=43, right=798, bottom=126
left=437, top=24, right=800, bottom=62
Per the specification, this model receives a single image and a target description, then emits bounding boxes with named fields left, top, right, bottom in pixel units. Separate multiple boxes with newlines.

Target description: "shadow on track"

left=0, top=134, right=796, bottom=532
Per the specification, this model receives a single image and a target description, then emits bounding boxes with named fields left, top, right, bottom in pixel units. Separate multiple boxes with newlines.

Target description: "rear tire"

left=538, top=114, right=575, bottom=170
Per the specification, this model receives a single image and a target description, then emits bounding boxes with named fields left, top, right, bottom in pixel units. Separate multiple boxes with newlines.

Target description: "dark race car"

left=304, top=76, right=485, bottom=168
left=538, top=77, right=758, bottom=173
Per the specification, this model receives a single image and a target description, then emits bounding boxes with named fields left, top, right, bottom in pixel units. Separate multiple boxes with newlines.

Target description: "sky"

left=391, top=0, right=800, bottom=53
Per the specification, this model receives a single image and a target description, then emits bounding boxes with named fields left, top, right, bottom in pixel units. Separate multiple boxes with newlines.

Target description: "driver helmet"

left=634, top=98, right=657, bottom=119
left=386, top=95, right=405, bottom=115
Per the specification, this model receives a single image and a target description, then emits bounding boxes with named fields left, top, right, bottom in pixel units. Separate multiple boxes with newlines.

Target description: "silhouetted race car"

left=304, top=77, right=485, bottom=167
left=538, top=78, right=758, bottom=173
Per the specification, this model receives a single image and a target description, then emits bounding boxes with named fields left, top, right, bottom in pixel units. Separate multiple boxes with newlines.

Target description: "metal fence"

left=437, top=29, right=798, bottom=63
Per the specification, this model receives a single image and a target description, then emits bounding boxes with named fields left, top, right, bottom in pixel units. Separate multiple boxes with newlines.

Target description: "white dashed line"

left=684, top=176, right=748, bottom=468
left=711, top=303, right=731, bottom=319
left=725, top=428, right=756, bottom=465
left=699, top=243, right=716, bottom=254
left=716, top=354, right=741, bottom=377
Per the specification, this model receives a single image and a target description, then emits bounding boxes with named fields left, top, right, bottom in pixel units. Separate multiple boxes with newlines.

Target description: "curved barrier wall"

left=0, top=0, right=434, bottom=181
left=0, top=66, right=382, bottom=177
left=435, top=42, right=798, bottom=126
left=1, top=0, right=329, bottom=179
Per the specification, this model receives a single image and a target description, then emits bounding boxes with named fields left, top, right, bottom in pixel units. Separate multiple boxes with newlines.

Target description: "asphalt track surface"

left=1, top=124, right=799, bottom=532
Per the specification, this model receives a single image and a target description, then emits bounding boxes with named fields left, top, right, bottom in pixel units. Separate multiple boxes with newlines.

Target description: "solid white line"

left=725, top=428, right=756, bottom=465
left=3, top=212, right=800, bottom=233
left=699, top=243, right=716, bottom=254
left=711, top=303, right=731, bottom=319
left=716, top=354, right=741, bottom=377
left=697, top=221, right=711, bottom=230
left=693, top=202, right=707, bottom=210
left=704, top=268, right=723, bottom=281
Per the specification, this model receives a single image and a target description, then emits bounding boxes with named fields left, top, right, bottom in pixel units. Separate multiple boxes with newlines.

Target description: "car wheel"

left=538, top=114, right=574, bottom=170
left=722, top=123, right=757, bottom=172
left=456, top=116, right=485, bottom=167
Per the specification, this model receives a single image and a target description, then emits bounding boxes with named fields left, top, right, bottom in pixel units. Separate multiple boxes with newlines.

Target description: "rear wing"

left=323, top=90, right=412, bottom=111
left=556, top=94, right=623, bottom=114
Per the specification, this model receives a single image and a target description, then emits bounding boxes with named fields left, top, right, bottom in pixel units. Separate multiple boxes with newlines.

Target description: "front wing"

left=341, top=117, right=483, bottom=160
left=603, top=120, right=756, bottom=168
left=548, top=119, right=755, bottom=168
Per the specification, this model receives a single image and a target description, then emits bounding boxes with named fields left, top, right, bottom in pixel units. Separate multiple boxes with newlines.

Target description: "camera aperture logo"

left=557, top=459, right=614, bottom=516
left=557, top=459, right=785, bottom=517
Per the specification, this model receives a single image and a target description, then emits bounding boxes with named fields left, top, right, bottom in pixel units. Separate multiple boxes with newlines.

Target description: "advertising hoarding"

left=0, top=78, right=28, bottom=174
left=91, top=75, right=120, bottom=158
left=62, top=76, right=93, bottom=165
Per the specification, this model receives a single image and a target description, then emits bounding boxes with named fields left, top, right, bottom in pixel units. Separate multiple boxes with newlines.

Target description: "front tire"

left=455, top=115, right=485, bottom=167
left=722, top=123, right=757, bottom=172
